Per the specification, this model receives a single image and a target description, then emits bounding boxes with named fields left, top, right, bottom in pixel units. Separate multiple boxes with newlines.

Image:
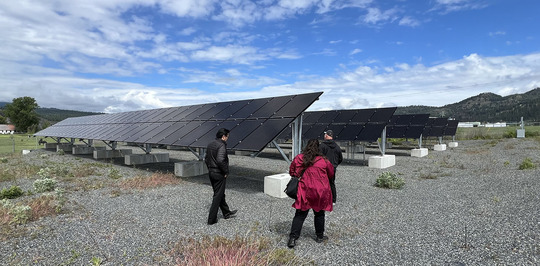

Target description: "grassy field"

left=0, top=134, right=41, bottom=155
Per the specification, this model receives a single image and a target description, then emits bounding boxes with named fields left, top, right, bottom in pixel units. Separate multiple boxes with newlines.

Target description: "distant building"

left=0, top=124, right=15, bottom=134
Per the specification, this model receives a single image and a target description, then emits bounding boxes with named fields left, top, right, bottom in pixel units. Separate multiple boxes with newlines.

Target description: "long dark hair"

left=302, top=139, right=322, bottom=168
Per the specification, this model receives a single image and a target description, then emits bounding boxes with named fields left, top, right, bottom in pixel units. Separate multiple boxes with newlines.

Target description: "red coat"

left=289, top=154, right=334, bottom=212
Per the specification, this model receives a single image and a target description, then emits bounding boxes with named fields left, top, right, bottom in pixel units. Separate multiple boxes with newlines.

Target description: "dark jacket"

left=205, top=138, right=229, bottom=175
left=320, top=140, right=343, bottom=168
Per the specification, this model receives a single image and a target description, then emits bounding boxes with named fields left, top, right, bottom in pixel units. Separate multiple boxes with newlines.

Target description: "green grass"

left=0, top=134, right=41, bottom=155
left=456, top=126, right=540, bottom=140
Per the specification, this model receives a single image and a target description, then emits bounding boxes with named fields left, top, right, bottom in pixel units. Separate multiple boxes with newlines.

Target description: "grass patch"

left=518, top=158, right=537, bottom=170
left=375, top=172, right=404, bottom=189
left=119, top=172, right=181, bottom=190
left=168, top=235, right=308, bottom=265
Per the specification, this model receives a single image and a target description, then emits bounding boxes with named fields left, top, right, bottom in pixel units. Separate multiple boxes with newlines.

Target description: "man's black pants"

left=208, top=171, right=231, bottom=223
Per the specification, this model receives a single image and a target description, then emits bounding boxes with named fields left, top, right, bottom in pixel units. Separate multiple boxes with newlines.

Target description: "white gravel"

left=1, top=138, right=539, bottom=265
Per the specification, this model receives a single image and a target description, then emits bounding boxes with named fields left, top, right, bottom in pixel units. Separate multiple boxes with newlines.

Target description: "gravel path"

left=1, top=138, right=539, bottom=265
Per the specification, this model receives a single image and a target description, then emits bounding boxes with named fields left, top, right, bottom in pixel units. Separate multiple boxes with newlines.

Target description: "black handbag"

left=284, top=168, right=306, bottom=200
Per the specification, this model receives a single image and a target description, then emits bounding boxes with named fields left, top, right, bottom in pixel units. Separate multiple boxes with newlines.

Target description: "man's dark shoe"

left=207, top=220, right=217, bottom=225
left=224, top=210, right=237, bottom=219
left=315, top=236, right=328, bottom=243
left=287, top=237, right=296, bottom=248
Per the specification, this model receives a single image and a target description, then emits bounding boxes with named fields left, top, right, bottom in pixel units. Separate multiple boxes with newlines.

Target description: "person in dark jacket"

left=319, top=130, right=343, bottom=204
left=205, top=128, right=237, bottom=225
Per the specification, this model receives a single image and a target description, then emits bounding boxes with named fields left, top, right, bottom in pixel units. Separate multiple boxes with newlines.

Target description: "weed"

left=504, top=161, right=510, bottom=166
left=40, top=154, right=48, bottom=159
left=419, top=172, right=438, bottom=179
left=0, top=186, right=24, bottom=199
left=56, top=149, right=65, bottom=155
left=0, top=157, right=7, bottom=163
left=518, top=158, right=536, bottom=170
left=10, top=205, right=32, bottom=225
left=169, top=235, right=308, bottom=265
left=108, top=168, right=122, bottom=179
left=91, top=257, right=103, bottom=266
left=33, top=178, right=57, bottom=193
left=27, top=195, right=58, bottom=220
left=375, top=172, right=405, bottom=189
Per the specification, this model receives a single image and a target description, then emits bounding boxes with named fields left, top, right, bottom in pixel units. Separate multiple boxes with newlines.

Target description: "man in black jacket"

left=205, top=128, right=237, bottom=225
left=319, top=130, right=343, bottom=204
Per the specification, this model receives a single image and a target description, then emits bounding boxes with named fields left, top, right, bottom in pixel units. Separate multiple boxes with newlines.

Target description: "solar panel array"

left=385, top=114, right=430, bottom=139
left=422, top=118, right=459, bottom=137
left=280, top=107, right=397, bottom=142
left=34, top=92, right=323, bottom=152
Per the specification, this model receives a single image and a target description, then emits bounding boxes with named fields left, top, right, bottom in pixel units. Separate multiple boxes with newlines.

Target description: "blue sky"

left=1, top=0, right=539, bottom=113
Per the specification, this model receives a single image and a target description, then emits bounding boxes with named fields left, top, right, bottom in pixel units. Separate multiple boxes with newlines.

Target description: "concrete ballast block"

left=57, top=144, right=73, bottom=153
left=93, top=149, right=132, bottom=159
left=368, top=155, right=396, bottom=169
left=434, top=144, right=447, bottom=151
left=264, top=173, right=291, bottom=198
left=411, top=148, right=428, bottom=157
left=124, top=153, right=169, bottom=165
left=448, top=142, right=458, bottom=148
left=174, top=161, right=208, bottom=177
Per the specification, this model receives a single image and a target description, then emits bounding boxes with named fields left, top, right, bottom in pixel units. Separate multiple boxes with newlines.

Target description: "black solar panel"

left=422, top=118, right=458, bottom=137
left=284, top=107, right=397, bottom=141
left=386, top=114, right=429, bottom=139
left=35, top=92, right=323, bottom=152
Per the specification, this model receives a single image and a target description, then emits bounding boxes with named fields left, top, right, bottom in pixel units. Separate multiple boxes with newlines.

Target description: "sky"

left=1, top=0, right=539, bottom=113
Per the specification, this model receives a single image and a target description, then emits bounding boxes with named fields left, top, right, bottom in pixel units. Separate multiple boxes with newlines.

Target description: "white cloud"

left=350, top=49, right=363, bottom=55
left=399, top=16, right=420, bottom=27
left=363, top=7, right=399, bottom=25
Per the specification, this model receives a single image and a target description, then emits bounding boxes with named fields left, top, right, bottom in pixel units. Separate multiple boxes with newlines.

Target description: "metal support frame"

left=102, top=140, right=117, bottom=150
left=438, top=136, right=443, bottom=145
left=188, top=147, right=206, bottom=161
left=377, top=127, right=387, bottom=156
left=418, top=134, right=423, bottom=148
left=135, top=143, right=152, bottom=154
left=291, top=114, right=303, bottom=159
left=272, top=140, right=291, bottom=164
left=80, top=139, right=94, bottom=147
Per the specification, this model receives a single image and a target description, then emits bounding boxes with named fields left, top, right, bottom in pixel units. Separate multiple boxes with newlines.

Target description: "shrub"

left=375, top=172, right=405, bottom=189
left=37, top=167, right=52, bottom=179
left=0, top=186, right=24, bottom=199
left=9, top=204, right=31, bottom=225
left=518, top=158, right=536, bottom=170
left=33, top=178, right=57, bottom=193
left=0, top=158, right=8, bottom=163
left=56, top=149, right=65, bottom=155
left=503, top=130, right=516, bottom=138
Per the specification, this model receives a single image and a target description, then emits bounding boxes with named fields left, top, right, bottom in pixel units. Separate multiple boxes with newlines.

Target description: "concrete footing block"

left=174, top=161, right=208, bottom=177
left=44, top=143, right=57, bottom=149
left=434, top=144, right=447, bottom=151
left=411, top=148, right=428, bottom=157
left=125, top=153, right=169, bottom=165
left=22, top=150, right=31, bottom=155
left=448, top=142, right=458, bottom=148
left=57, top=144, right=73, bottom=153
left=93, top=149, right=132, bottom=159
left=264, top=173, right=291, bottom=198
left=72, top=146, right=105, bottom=155
left=368, top=155, right=396, bottom=169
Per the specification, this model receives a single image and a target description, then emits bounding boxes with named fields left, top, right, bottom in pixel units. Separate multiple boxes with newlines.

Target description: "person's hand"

left=224, top=175, right=228, bottom=178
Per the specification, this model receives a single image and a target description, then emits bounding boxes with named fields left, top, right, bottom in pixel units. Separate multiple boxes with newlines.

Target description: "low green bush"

left=33, top=178, right=57, bottom=193
left=375, top=172, right=405, bottom=189
left=0, top=185, right=24, bottom=199
left=519, top=158, right=536, bottom=170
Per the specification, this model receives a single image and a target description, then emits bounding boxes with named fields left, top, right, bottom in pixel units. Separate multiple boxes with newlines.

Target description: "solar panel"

left=289, top=107, right=397, bottom=142
left=422, top=118, right=458, bottom=137
left=35, top=92, right=323, bottom=152
left=386, top=114, right=429, bottom=139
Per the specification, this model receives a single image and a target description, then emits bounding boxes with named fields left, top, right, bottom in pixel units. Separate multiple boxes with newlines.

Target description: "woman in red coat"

left=287, top=139, right=335, bottom=248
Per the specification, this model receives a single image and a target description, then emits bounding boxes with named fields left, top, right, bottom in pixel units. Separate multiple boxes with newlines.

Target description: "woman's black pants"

left=289, top=209, right=325, bottom=239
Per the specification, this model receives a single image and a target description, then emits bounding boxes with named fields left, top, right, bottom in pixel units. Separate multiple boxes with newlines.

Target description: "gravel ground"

left=1, top=138, right=540, bottom=265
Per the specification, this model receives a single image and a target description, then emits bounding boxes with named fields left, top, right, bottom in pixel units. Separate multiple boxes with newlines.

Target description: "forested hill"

left=395, top=87, right=540, bottom=122
left=35, top=108, right=101, bottom=123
